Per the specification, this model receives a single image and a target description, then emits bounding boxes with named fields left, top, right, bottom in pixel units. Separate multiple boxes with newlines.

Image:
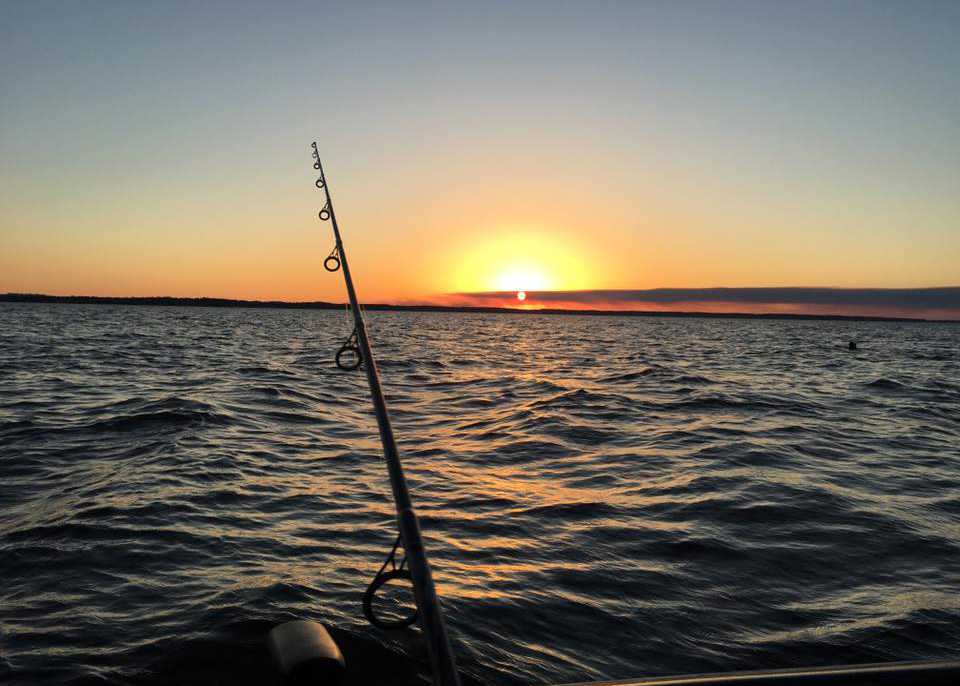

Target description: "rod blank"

left=310, top=143, right=461, bottom=686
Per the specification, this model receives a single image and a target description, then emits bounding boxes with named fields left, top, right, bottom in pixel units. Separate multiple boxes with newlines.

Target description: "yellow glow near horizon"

left=447, top=228, right=592, bottom=294
left=495, top=269, right=547, bottom=292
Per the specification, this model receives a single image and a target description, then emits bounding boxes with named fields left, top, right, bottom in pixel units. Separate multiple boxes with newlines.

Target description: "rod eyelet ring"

left=362, top=568, right=419, bottom=631
left=324, top=255, right=341, bottom=272
left=319, top=209, right=331, bottom=221
left=315, top=178, right=325, bottom=189
left=336, top=345, right=362, bottom=371
left=313, top=161, right=321, bottom=170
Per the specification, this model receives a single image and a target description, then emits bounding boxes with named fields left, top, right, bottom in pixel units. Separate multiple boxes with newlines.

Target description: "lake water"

left=1, top=304, right=958, bottom=685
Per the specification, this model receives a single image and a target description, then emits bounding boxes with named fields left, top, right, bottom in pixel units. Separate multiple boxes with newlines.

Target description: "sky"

left=1, top=1, right=958, bottom=317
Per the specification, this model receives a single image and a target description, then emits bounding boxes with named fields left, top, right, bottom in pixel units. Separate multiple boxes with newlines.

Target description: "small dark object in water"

left=849, top=341, right=857, bottom=350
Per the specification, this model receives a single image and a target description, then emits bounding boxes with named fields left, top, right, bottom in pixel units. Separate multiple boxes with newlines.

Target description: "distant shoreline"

left=4, top=293, right=957, bottom=324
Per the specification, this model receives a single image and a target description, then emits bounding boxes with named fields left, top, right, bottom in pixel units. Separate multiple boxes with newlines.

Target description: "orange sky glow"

left=2, top=4, right=958, bottom=320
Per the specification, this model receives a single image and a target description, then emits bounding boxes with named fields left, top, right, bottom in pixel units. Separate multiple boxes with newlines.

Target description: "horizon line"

left=439, top=286, right=960, bottom=321
left=3, top=292, right=958, bottom=324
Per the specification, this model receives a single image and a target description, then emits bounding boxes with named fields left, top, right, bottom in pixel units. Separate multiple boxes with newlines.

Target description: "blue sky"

left=2, top=1, right=958, bottom=306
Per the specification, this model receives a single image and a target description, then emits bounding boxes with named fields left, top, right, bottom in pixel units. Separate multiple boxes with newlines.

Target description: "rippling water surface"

left=1, top=304, right=959, bottom=685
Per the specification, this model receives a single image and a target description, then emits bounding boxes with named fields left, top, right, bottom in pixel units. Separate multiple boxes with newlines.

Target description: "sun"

left=445, top=228, right=592, bottom=295
left=494, top=268, right=548, bottom=292
left=517, top=291, right=526, bottom=301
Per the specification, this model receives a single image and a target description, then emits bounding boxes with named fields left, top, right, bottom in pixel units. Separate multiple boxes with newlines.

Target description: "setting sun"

left=495, top=269, right=547, bottom=292
left=444, top=228, right=593, bottom=295
left=517, top=291, right=526, bottom=301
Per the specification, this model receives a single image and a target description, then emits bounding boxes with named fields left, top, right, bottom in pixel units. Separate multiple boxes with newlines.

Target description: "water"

left=1, top=303, right=958, bottom=685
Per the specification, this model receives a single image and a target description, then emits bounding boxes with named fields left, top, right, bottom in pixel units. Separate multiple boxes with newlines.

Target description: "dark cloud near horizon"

left=458, top=287, right=960, bottom=309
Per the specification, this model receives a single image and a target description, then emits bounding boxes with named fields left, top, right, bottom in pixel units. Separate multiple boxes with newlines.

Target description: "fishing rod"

left=309, top=142, right=462, bottom=686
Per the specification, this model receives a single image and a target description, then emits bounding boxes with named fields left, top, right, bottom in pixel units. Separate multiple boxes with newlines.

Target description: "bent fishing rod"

left=309, top=142, right=461, bottom=686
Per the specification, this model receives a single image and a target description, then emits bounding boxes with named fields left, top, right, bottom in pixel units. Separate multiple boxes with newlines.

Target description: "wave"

left=2, top=305, right=958, bottom=686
